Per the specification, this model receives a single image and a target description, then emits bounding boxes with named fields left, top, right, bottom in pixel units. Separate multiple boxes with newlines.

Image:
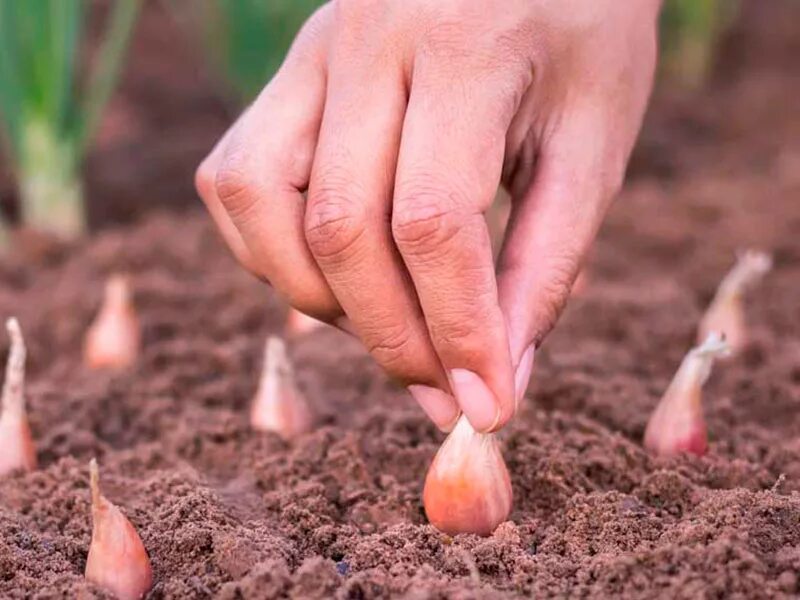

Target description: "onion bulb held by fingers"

left=250, top=336, right=313, bottom=439
left=698, top=250, right=772, bottom=355
left=423, top=416, right=512, bottom=536
left=644, top=332, right=729, bottom=457
left=84, top=274, right=141, bottom=370
left=85, top=459, right=152, bottom=600
left=0, top=318, right=36, bottom=476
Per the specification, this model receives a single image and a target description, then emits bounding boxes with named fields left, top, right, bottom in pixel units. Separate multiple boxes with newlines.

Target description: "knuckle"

left=194, top=160, right=216, bottom=205
left=392, top=206, right=457, bottom=258
left=392, top=183, right=464, bottom=258
left=432, top=317, right=474, bottom=349
left=418, top=19, right=473, bottom=63
left=430, top=311, right=495, bottom=360
left=364, top=323, right=414, bottom=373
left=214, top=166, right=264, bottom=223
left=305, top=185, right=367, bottom=261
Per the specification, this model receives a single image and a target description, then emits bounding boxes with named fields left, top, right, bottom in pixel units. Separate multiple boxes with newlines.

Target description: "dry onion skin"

left=84, top=274, right=141, bottom=370
left=698, top=250, right=772, bottom=355
left=250, top=336, right=313, bottom=439
left=0, top=318, right=36, bottom=476
left=644, top=332, right=730, bottom=457
left=85, top=459, right=153, bottom=600
left=423, top=416, right=513, bottom=536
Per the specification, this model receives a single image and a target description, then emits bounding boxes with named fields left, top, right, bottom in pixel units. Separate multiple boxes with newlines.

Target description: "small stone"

left=620, top=496, right=644, bottom=514
left=335, top=560, right=350, bottom=576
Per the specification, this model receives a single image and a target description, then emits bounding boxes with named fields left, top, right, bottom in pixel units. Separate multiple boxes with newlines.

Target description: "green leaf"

left=50, top=0, right=84, bottom=135
left=0, top=1, right=25, bottom=154
left=202, top=0, right=323, bottom=104
left=0, top=0, right=140, bottom=234
left=75, top=0, right=141, bottom=158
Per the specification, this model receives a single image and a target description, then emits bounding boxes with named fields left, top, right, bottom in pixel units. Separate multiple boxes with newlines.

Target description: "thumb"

left=497, top=106, right=629, bottom=405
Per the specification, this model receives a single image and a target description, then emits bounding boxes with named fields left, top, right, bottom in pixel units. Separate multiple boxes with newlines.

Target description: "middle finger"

left=305, top=19, right=459, bottom=430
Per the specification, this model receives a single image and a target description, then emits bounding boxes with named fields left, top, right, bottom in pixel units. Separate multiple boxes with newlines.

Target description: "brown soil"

left=1, top=1, right=799, bottom=599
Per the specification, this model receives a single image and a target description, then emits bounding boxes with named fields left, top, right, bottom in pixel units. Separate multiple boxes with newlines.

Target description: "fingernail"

left=514, top=344, right=536, bottom=409
left=408, top=385, right=461, bottom=432
left=448, top=369, right=501, bottom=433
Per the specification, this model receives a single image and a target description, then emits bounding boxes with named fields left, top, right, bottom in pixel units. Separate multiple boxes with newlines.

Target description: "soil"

left=1, top=1, right=799, bottom=599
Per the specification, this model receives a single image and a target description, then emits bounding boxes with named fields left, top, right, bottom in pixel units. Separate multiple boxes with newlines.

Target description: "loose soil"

left=1, top=1, right=799, bottom=598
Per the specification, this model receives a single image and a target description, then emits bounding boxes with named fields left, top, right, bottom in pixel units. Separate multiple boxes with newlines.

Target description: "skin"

left=196, top=0, right=662, bottom=433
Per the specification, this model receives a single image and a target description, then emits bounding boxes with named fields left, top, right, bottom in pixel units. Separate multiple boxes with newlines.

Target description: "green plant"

left=197, top=0, right=322, bottom=104
left=659, top=0, right=741, bottom=89
left=0, top=0, right=141, bottom=238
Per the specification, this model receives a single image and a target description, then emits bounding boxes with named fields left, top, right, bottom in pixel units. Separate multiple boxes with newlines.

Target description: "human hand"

left=196, top=0, right=660, bottom=433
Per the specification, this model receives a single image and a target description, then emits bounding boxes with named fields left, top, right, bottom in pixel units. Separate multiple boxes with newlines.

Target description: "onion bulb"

left=85, top=459, right=153, bottom=600
left=250, top=336, right=313, bottom=438
left=644, top=332, right=729, bottom=457
left=423, top=416, right=512, bottom=536
left=698, top=250, right=771, bottom=355
left=0, top=318, right=36, bottom=476
left=84, top=275, right=141, bottom=370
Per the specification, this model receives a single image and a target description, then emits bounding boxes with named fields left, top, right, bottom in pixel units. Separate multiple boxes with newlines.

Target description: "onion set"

left=0, top=318, right=36, bottom=477
left=0, top=0, right=140, bottom=238
left=698, top=250, right=771, bottom=355
left=250, top=336, right=313, bottom=439
left=423, top=416, right=512, bottom=536
left=84, top=275, right=141, bottom=370
left=85, top=459, right=153, bottom=600
left=644, top=332, right=729, bottom=456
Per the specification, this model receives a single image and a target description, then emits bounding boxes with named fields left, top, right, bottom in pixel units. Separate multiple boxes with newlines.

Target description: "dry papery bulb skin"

left=423, top=415, right=513, bottom=536
left=0, top=318, right=37, bottom=476
left=644, top=332, right=730, bottom=457
left=84, top=274, right=141, bottom=370
left=250, top=335, right=313, bottom=439
left=698, top=250, right=772, bottom=355
left=285, top=307, right=325, bottom=338
left=85, top=459, right=153, bottom=600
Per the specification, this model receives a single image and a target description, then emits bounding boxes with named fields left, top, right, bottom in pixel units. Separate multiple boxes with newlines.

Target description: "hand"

left=196, top=0, right=660, bottom=433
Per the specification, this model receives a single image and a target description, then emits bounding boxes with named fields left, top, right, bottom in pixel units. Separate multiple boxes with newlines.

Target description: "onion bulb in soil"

left=84, top=274, right=141, bottom=370
left=0, top=318, right=36, bottom=476
left=85, top=459, right=153, bottom=600
left=644, top=332, right=730, bottom=457
left=285, top=307, right=324, bottom=338
left=250, top=336, right=313, bottom=438
left=423, top=416, right=512, bottom=536
left=698, top=250, right=771, bottom=355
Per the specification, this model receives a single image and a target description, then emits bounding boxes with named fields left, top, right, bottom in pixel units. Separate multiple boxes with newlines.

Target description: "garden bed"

left=0, top=1, right=798, bottom=598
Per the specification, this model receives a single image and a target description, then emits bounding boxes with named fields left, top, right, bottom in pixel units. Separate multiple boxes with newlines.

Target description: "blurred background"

left=0, top=0, right=797, bottom=241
